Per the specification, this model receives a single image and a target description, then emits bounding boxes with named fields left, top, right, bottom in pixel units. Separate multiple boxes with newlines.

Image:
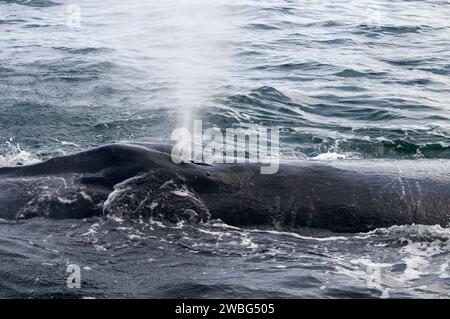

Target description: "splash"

left=0, top=141, right=39, bottom=167
left=157, top=0, right=236, bottom=133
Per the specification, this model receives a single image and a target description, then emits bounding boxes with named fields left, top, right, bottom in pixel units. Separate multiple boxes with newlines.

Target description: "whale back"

left=0, top=143, right=449, bottom=232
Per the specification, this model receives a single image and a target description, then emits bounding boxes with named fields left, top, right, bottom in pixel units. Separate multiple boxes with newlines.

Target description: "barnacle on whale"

left=103, top=169, right=210, bottom=223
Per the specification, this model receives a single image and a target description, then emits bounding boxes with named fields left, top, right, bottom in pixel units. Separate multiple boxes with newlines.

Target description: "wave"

left=205, top=86, right=450, bottom=159
left=356, top=24, right=431, bottom=35
left=0, top=0, right=59, bottom=7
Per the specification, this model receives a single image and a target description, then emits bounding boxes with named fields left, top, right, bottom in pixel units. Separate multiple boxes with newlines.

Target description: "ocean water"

left=1, top=0, right=450, bottom=298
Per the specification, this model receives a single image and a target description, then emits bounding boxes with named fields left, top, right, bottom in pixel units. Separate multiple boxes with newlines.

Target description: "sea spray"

left=156, top=0, right=237, bottom=145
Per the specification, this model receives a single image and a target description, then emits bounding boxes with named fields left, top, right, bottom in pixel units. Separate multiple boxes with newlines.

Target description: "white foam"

left=399, top=239, right=446, bottom=281
left=148, top=218, right=166, bottom=228
left=311, top=152, right=360, bottom=161
left=196, top=228, right=230, bottom=238
left=93, top=245, right=107, bottom=252
left=240, top=234, right=258, bottom=249
left=128, top=234, right=143, bottom=241
left=350, top=258, right=393, bottom=268
left=172, top=221, right=186, bottom=229
left=81, top=223, right=100, bottom=237
left=0, top=142, right=39, bottom=167
left=61, top=141, right=81, bottom=148
left=210, top=222, right=242, bottom=231
left=251, top=229, right=348, bottom=242
left=107, top=215, right=124, bottom=224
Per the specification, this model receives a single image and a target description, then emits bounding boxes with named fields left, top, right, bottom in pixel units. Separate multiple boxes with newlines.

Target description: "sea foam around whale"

left=1, top=216, right=450, bottom=298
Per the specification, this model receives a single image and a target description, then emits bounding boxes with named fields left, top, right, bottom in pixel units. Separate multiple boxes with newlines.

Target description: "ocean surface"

left=1, top=0, right=450, bottom=298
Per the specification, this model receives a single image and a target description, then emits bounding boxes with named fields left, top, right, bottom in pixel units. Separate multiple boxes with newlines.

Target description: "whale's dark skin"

left=0, top=143, right=449, bottom=233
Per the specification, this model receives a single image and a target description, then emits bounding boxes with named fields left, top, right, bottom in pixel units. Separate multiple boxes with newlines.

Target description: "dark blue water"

left=1, top=0, right=450, bottom=298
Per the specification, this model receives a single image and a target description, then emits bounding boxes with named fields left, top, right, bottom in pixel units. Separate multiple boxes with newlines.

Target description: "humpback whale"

left=0, top=143, right=449, bottom=233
